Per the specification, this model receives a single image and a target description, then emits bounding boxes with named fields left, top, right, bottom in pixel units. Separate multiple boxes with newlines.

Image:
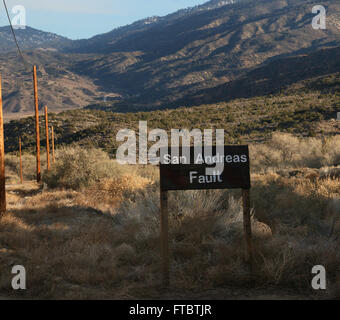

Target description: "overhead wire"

left=2, top=0, right=32, bottom=71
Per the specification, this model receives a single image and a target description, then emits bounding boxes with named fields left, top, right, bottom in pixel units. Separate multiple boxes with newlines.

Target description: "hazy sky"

left=0, top=0, right=208, bottom=39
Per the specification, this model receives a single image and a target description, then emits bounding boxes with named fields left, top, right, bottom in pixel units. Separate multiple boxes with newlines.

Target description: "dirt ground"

left=0, top=182, right=332, bottom=300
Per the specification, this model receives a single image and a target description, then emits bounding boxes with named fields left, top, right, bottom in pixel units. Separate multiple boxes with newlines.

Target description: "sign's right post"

left=242, top=188, right=252, bottom=270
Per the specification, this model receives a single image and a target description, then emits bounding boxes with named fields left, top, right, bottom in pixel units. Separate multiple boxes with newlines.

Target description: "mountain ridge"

left=0, top=0, right=339, bottom=116
left=0, top=0, right=238, bottom=52
left=0, top=26, right=71, bottom=53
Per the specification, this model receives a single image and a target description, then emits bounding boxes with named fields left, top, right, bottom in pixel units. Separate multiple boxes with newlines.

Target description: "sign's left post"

left=160, top=188, right=169, bottom=288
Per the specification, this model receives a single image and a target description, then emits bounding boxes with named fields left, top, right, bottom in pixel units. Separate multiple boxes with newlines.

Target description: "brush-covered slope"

left=4, top=74, right=339, bottom=154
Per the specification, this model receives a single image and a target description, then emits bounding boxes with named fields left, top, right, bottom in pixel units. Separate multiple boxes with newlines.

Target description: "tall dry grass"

left=5, top=153, right=47, bottom=183
left=250, top=133, right=340, bottom=171
left=1, top=133, right=339, bottom=299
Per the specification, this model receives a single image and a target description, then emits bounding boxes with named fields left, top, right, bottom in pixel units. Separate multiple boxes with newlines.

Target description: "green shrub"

left=43, top=146, right=117, bottom=190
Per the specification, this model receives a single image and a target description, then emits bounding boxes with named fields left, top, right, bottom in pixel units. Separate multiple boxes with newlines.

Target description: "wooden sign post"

left=159, top=145, right=252, bottom=286
left=0, top=74, right=6, bottom=215
left=242, top=189, right=252, bottom=267
left=45, top=106, right=50, bottom=171
left=19, top=137, right=23, bottom=184
left=33, top=65, right=41, bottom=183
left=160, top=190, right=170, bottom=287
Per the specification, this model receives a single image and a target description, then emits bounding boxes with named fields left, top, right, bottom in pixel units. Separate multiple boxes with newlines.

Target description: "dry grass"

left=5, top=153, right=46, bottom=184
left=250, top=133, right=340, bottom=171
left=0, top=133, right=339, bottom=299
left=81, top=174, right=152, bottom=210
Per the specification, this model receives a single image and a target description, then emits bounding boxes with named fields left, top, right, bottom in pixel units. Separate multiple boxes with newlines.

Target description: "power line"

left=2, top=0, right=31, bottom=71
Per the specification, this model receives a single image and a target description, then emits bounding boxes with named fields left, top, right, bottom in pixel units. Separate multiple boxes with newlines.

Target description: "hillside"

left=0, top=26, right=70, bottom=53
left=64, top=0, right=239, bottom=54
left=90, top=45, right=340, bottom=111
left=0, top=50, right=108, bottom=115
left=66, top=0, right=340, bottom=110
left=174, top=45, right=340, bottom=108
left=1, top=0, right=340, bottom=115
left=3, top=75, right=339, bottom=154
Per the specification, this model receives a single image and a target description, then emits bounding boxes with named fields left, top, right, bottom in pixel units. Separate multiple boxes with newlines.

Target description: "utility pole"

left=45, top=106, right=50, bottom=171
left=51, top=126, right=55, bottom=164
left=33, top=65, right=41, bottom=182
left=0, top=74, right=6, bottom=215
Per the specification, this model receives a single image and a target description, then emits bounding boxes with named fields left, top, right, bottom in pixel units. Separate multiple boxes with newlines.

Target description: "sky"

left=0, top=0, right=208, bottom=39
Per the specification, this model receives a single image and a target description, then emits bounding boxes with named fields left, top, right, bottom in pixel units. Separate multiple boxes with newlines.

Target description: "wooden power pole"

left=33, top=66, right=41, bottom=182
left=0, top=74, right=6, bottom=215
left=45, top=106, right=50, bottom=171
left=19, top=137, right=23, bottom=184
left=51, top=126, right=55, bottom=164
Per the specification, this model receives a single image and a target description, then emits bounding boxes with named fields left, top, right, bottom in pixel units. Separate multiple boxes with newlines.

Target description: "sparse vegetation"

left=4, top=89, right=340, bottom=155
left=1, top=0, right=340, bottom=301
left=42, top=147, right=117, bottom=190
left=0, top=133, right=339, bottom=299
left=250, top=133, right=340, bottom=170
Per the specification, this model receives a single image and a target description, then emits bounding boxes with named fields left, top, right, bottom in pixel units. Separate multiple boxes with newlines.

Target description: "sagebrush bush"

left=251, top=133, right=340, bottom=171
left=43, top=146, right=119, bottom=190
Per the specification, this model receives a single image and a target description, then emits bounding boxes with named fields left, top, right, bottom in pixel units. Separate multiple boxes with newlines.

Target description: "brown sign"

left=158, top=145, right=252, bottom=287
left=160, top=145, right=250, bottom=191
